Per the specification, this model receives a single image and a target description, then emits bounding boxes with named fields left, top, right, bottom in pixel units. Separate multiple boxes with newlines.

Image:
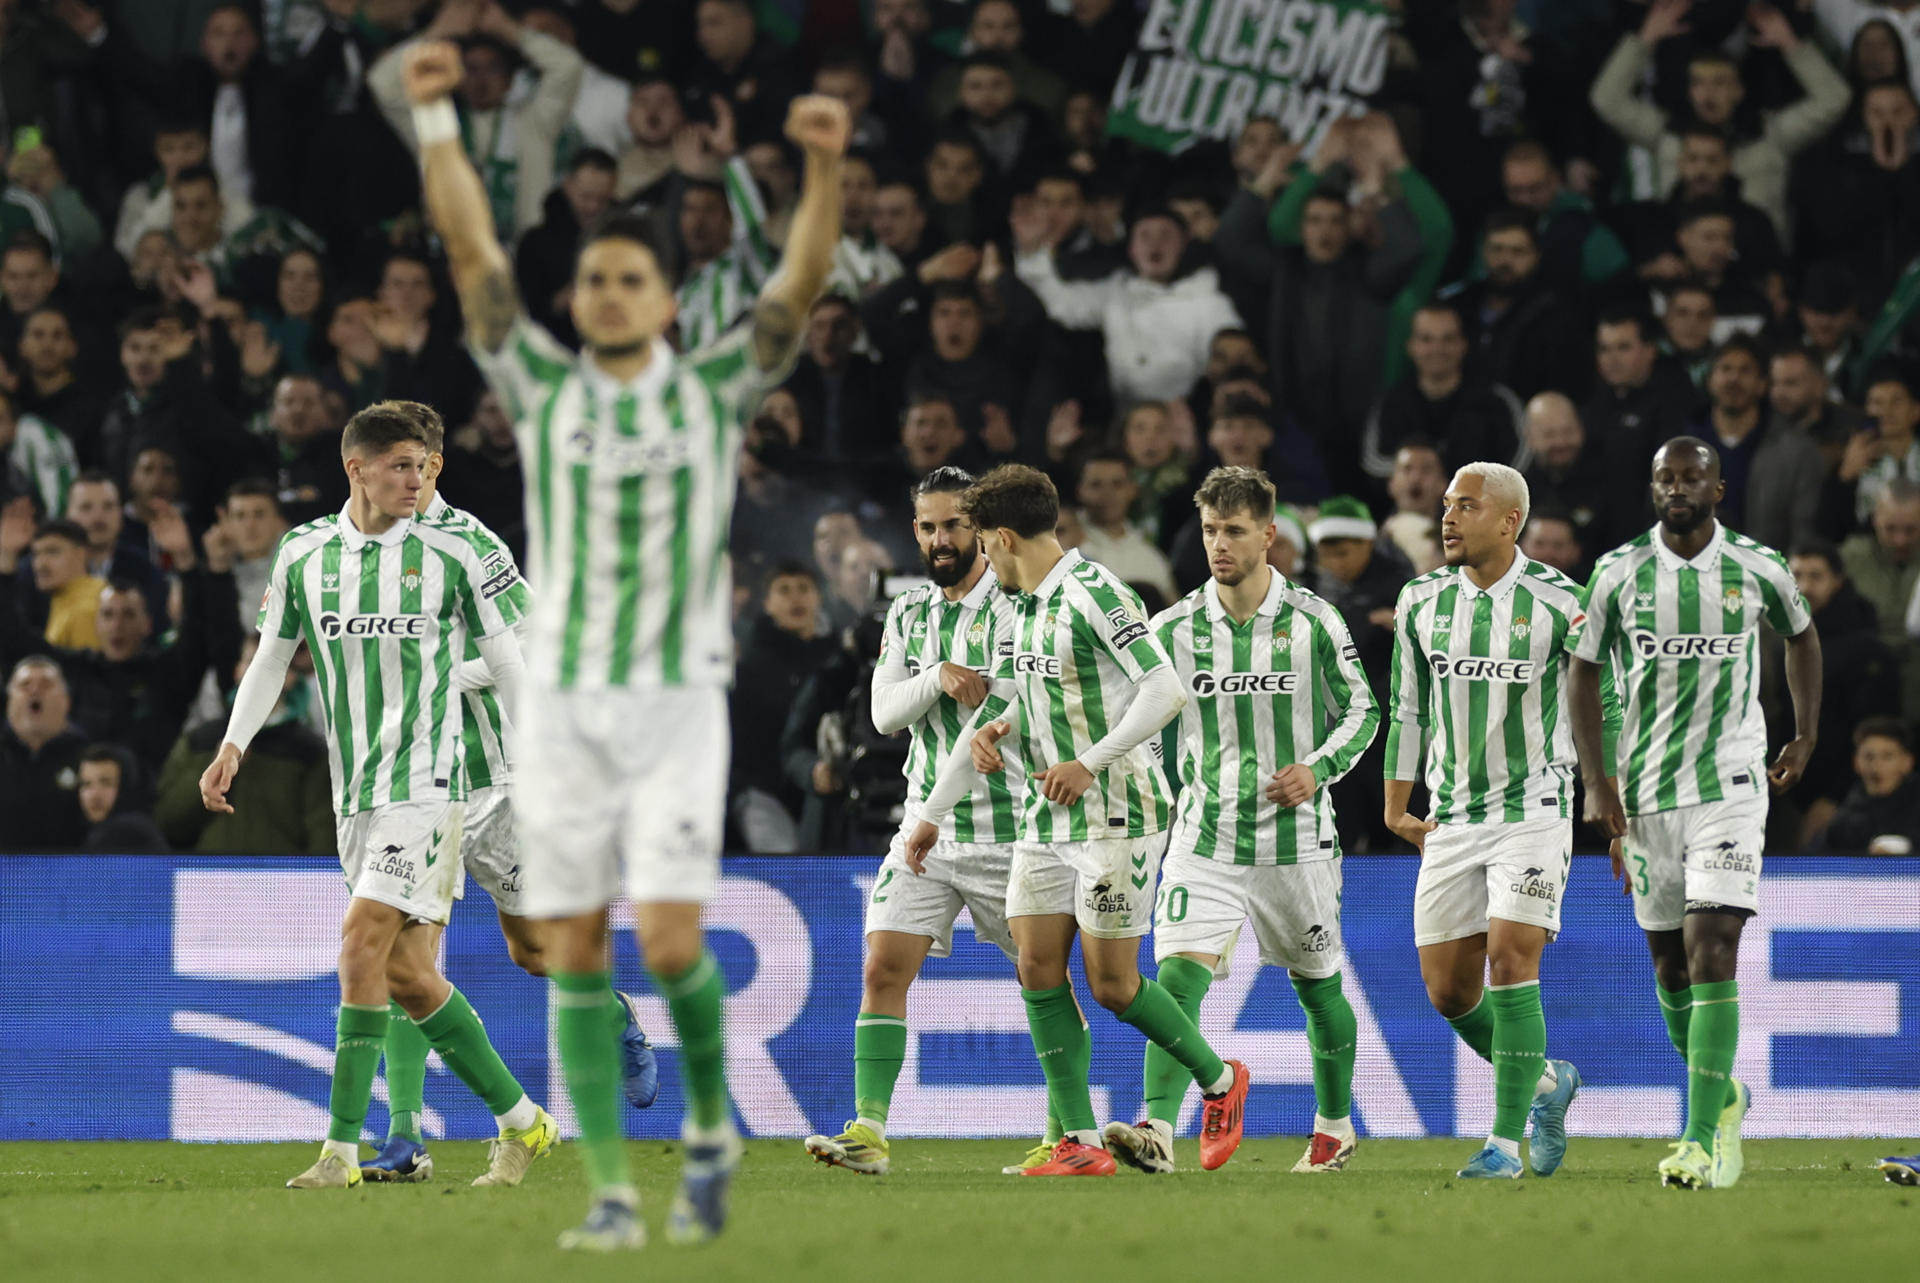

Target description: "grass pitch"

left=3, top=1138, right=1914, bottom=1283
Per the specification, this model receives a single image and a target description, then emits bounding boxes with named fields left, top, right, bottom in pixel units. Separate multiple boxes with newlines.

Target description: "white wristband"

left=411, top=100, right=459, bottom=147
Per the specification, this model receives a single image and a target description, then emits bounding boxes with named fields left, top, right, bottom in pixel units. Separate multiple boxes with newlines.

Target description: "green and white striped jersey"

left=471, top=315, right=775, bottom=691
left=7, top=412, right=77, bottom=516
left=1385, top=554, right=1588, bottom=825
left=675, top=157, right=774, bottom=352
left=977, top=550, right=1175, bottom=842
left=257, top=506, right=521, bottom=817
left=1572, top=522, right=1812, bottom=817
left=875, top=566, right=1021, bottom=844
left=1153, top=571, right=1379, bottom=865
left=420, top=493, right=531, bottom=790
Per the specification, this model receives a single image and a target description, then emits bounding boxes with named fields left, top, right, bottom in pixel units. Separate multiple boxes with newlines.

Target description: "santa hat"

left=1308, top=496, right=1378, bottom=545
left=1273, top=504, right=1309, bottom=553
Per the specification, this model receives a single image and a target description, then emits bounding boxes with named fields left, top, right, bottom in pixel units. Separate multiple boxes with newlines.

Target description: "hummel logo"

left=426, top=828, right=444, bottom=867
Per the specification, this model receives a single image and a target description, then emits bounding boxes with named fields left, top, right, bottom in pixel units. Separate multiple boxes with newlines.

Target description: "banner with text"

left=1, top=855, right=1916, bottom=1142
left=1107, top=0, right=1392, bottom=153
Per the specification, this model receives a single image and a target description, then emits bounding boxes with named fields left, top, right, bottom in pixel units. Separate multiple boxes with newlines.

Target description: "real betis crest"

left=402, top=566, right=422, bottom=592
left=1272, top=630, right=1292, bottom=652
left=1722, top=586, right=1744, bottom=615
left=1510, top=615, right=1530, bottom=640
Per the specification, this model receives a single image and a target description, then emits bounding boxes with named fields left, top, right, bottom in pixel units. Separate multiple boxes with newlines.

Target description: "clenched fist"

left=403, top=41, right=464, bottom=106
left=784, top=94, right=852, bottom=160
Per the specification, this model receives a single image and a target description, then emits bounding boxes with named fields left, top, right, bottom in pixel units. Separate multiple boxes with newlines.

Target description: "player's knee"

left=1086, top=971, right=1139, bottom=1014
left=506, top=937, right=547, bottom=977
left=1685, top=934, right=1738, bottom=984
left=1422, top=975, right=1478, bottom=1018
left=861, top=949, right=915, bottom=1000
left=1484, top=951, right=1539, bottom=989
left=1015, top=951, right=1066, bottom=992
left=641, top=936, right=702, bottom=979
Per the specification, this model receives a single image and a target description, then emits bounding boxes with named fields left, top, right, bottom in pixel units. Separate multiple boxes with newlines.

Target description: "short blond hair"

left=1453, top=461, right=1530, bottom=530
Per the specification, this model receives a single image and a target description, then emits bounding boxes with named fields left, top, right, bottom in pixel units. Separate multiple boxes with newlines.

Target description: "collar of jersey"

left=1454, top=549, right=1529, bottom=600
left=422, top=492, right=451, bottom=521
left=582, top=337, right=675, bottom=398
left=1030, top=548, right=1083, bottom=600
left=1649, top=519, right=1725, bottom=573
left=951, top=564, right=998, bottom=610
left=335, top=502, right=413, bottom=550
left=1204, top=565, right=1285, bottom=619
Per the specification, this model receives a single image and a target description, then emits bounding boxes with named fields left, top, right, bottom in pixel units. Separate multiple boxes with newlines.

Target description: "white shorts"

left=455, top=784, right=528, bottom=916
left=864, top=822, right=1016, bottom=960
left=1622, top=794, right=1766, bottom=932
left=1006, top=833, right=1167, bottom=940
left=1153, top=849, right=1343, bottom=980
left=1414, top=817, right=1572, bottom=947
left=511, top=685, right=726, bottom=917
left=335, top=799, right=465, bottom=925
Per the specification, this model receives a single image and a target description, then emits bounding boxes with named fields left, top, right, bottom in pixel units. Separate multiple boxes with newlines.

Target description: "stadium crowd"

left=1, top=0, right=1919, bottom=858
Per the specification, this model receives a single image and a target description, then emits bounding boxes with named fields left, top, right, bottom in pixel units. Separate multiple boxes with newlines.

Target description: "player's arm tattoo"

left=750, top=294, right=802, bottom=372
left=467, top=266, right=522, bottom=354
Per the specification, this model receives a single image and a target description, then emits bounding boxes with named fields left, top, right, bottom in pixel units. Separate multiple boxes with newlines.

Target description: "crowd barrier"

left=2, top=854, right=1914, bottom=1141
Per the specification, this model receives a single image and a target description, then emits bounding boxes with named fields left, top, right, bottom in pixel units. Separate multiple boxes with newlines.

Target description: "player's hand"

left=199, top=744, right=242, bottom=814
left=903, top=820, right=938, bottom=873
left=403, top=41, right=464, bottom=106
left=1264, top=763, right=1318, bottom=808
left=1583, top=774, right=1628, bottom=840
left=1609, top=837, right=1631, bottom=895
left=939, top=662, right=988, bottom=708
left=971, top=719, right=1011, bottom=773
left=1385, top=809, right=1437, bottom=854
left=784, top=94, right=851, bottom=160
left=1039, top=760, right=1095, bottom=804
left=1768, top=735, right=1814, bottom=792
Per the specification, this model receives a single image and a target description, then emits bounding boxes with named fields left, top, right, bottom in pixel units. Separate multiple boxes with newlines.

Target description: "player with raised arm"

left=198, top=404, right=557, bottom=1190
left=804, top=465, right=1038, bottom=1175
left=403, top=40, right=848, bottom=1250
left=1103, top=467, right=1378, bottom=1176
left=1569, top=438, right=1821, bottom=1190
left=1383, top=463, right=1586, bottom=1180
left=906, top=464, right=1251, bottom=1177
left=357, top=401, right=659, bottom=1185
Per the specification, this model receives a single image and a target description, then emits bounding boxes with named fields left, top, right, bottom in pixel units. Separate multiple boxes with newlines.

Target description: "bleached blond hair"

left=1452, top=461, right=1530, bottom=531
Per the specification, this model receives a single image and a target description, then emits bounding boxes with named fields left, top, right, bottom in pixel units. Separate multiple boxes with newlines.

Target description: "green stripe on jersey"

left=878, top=573, right=1020, bottom=845
left=470, top=316, right=774, bottom=692
left=419, top=498, right=531, bottom=791
left=1000, top=552, right=1173, bottom=842
left=1572, top=525, right=1811, bottom=817
left=254, top=513, right=513, bottom=817
left=1152, top=575, right=1378, bottom=865
left=1384, top=558, right=1587, bottom=825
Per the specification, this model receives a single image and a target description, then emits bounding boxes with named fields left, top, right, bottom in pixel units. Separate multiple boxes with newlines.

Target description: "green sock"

left=1445, top=994, right=1495, bottom=1061
left=853, top=1013, right=907, bottom=1128
left=1023, top=984, right=1096, bottom=1133
left=606, top=989, right=633, bottom=1035
left=1657, top=980, right=1692, bottom=1062
left=382, top=1001, right=428, bottom=1143
left=1043, top=1112, right=1064, bottom=1145
left=416, top=986, right=526, bottom=1117
left=1683, top=980, right=1740, bottom=1149
left=328, top=1003, right=390, bottom=1145
left=656, top=951, right=730, bottom=1130
left=1143, top=957, right=1211, bottom=1128
left=1488, top=982, right=1547, bottom=1144
left=1291, top=972, right=1357, bottom=1121
left=553, top=970, right=632, bottom=1191
left=1042, top=998, right=1090, bottom=1144
left=1118, top=976, right=1228, bottom=1090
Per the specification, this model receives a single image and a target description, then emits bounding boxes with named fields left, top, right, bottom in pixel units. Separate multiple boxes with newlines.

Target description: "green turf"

left=3, top=1138, right=1915, bottom=1282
